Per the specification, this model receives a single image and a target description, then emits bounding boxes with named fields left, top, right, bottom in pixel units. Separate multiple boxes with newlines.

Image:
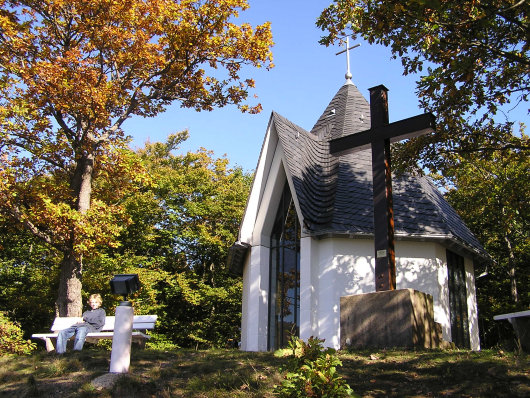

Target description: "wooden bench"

left=494, top=310, right=530, bottom=352
left=31, top=315, right=157, bottom=352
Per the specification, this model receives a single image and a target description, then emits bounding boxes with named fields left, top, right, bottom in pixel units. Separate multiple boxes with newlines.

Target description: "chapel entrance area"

left=447, top=250, right=470, bottom=348
left=268, top=184, right=300, bottom=350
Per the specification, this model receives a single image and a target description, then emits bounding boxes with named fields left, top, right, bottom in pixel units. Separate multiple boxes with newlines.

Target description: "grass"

left=0, top=346, right=528, bottom=397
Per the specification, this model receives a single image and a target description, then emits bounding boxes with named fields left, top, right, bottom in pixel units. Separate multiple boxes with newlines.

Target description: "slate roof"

left=270, top=81, right=488, bottom=260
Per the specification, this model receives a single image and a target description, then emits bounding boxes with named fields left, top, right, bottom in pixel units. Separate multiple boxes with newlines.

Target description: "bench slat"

left=133, top=315, right=158, bottom=322
left=493, top=310, right=530, bottom=321
left=132, top=322, right=156, bottom=329
left=32, top=331, right=152, bottom=339
left=49, top=315, right=157, bottom=331
left=31, top=333, right=59, bottom=338
left=51, top=317, right=83, bottom=331
left=32, top=314, right=157, bottom=352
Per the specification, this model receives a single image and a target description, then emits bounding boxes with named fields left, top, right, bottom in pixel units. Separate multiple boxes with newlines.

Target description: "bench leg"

left=45, top=337, right=55, bottom=352
left=509, top=318, right=530, bottom=352
left=131, top=338, right=147, bottom=349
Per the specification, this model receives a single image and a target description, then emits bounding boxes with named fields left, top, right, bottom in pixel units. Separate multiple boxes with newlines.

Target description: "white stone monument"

left=109, top=274, right=140, bottom=373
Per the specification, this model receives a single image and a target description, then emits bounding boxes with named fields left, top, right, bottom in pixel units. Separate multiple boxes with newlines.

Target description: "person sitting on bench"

left=56, top=293, right=106, bottom=354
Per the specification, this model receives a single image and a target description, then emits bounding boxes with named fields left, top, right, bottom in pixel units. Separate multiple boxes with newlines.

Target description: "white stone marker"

left=109, top=303, right=134, bottom=373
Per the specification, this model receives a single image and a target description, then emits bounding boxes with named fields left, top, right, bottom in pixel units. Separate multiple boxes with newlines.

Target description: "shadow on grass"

left=0, top=347, right=528, bottom=397
left=339, top=349, right=530, bottom=397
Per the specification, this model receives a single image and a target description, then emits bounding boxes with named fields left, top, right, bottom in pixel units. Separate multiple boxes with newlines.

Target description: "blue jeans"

left=56, top=325, right=89, bottom=354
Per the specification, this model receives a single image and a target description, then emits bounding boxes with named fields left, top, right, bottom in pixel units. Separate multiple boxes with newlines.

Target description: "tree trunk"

left=504, top=232, right=519, bottom=303
left=56, top=252, right=83, bottom=316
left=55, top=151, right=95, bottom=316
left=72, top=152, right=94, bottom=214
left=509, top=266, right=518, bottom=303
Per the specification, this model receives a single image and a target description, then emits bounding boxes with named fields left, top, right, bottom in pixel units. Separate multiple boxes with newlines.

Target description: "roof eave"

left=307, top=230, right=491, bottom=263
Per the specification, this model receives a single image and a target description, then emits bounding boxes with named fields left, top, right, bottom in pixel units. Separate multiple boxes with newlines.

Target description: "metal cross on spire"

left=336, top=36, right=360, bottom=81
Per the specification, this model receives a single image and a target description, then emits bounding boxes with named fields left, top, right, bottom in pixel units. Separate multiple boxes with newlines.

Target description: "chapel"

left=228, top=72, right=488, bottom=352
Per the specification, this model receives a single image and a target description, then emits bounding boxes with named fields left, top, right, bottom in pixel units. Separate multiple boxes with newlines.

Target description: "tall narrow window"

left=447, top=250, right=470, bottom=348
left=268, top=184, right=300, bottom=350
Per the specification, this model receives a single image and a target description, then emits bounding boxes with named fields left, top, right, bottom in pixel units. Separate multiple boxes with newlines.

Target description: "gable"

left=237, top=116, right=304, bottom=247
left=270, top=85, right=489, bottom=261
left=229, top=81, right=489, bottom=275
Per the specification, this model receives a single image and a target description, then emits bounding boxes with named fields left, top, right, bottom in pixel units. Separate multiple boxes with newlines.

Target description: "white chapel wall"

left=299, top=237, right=480, bottom=351
left=395, top=240, right=450, bottom=341
left=242, top=233, right=480, bottom=351
left=299, top=236, right=316, bottom=342
left=240, top=245, right=270, bottom=351
left=300, top=237, right=375, bottom=349
left=240, top=250, right=252, bottom=350
left=239, top=122, right=279, bottom=243
left=239, top=124, right=284, bottom=352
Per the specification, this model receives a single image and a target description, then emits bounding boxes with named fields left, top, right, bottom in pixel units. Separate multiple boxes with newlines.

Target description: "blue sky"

left=121, top=0, right=525, bottom=172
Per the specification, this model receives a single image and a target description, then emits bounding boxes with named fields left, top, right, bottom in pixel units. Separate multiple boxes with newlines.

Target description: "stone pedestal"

left=340, top=288, right=439, bottom=349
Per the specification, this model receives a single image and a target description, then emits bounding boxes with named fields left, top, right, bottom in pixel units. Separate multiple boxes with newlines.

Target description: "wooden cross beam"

left=330, top=85, right=436, bottom=292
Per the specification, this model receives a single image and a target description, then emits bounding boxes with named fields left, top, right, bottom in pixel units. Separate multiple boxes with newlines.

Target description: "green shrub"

left=0, top=312, right=36, bottom=355
left=145, top=333, right=180, bottom=350
left=273, top=336, right=357, bottom=397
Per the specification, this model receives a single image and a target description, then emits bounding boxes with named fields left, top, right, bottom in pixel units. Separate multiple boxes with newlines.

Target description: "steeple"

left=306, top=37, right=368, bottom=140
left=311, top=81, right=371, bottom=141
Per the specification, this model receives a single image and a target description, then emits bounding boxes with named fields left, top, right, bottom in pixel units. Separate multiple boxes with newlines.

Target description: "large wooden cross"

left=329, top=85, right=436, bottom=291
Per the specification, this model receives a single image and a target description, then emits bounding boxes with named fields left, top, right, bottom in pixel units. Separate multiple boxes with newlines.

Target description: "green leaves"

left=317, top=0, right=529, bottom=174
left=274, top=336, right=357, bottom=397
left=442, top=146, right=529, bottom=345
left=105, top=135, right=251, bottom=348
left=0, top=312, right=36, bottom=355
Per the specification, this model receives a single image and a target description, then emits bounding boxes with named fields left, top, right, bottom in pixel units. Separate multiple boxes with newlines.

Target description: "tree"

left=0, top=0, right=273, bottom=316
left=0, top=213, right=60, bottom=337
left=316, top=0, right=529, bottom=173
left=92, top=134, right=250, bottom=347
left=132, top=134, right=251, bottom=348
left=441, top=148, right=529, bottom=346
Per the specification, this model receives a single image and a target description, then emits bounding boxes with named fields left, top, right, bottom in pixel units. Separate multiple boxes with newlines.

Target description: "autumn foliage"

left=0, top=0, right=273, bottom=316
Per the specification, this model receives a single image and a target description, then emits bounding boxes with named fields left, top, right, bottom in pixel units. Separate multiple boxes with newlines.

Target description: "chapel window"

left=447, top=250, right=470, bottom=348
left=268, top=184, right=300, bottom=350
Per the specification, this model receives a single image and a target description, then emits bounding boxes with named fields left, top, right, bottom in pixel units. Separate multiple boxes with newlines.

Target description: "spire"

left=311, top=80, right=371, bottom=140
left=336, top=37, right=360, bottom=84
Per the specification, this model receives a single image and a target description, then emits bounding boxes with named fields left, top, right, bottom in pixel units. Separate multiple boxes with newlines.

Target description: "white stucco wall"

left=240, top=245, right=270, bottom=351
left=299, top=236, right=314, bottom=343
left=299, top=238, right=374, bottom=349
left=296, top=237, right=480, bottom=351
left=240, top=235, right=480, bottom=351
left=395, top=241, right=451, bottom=342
